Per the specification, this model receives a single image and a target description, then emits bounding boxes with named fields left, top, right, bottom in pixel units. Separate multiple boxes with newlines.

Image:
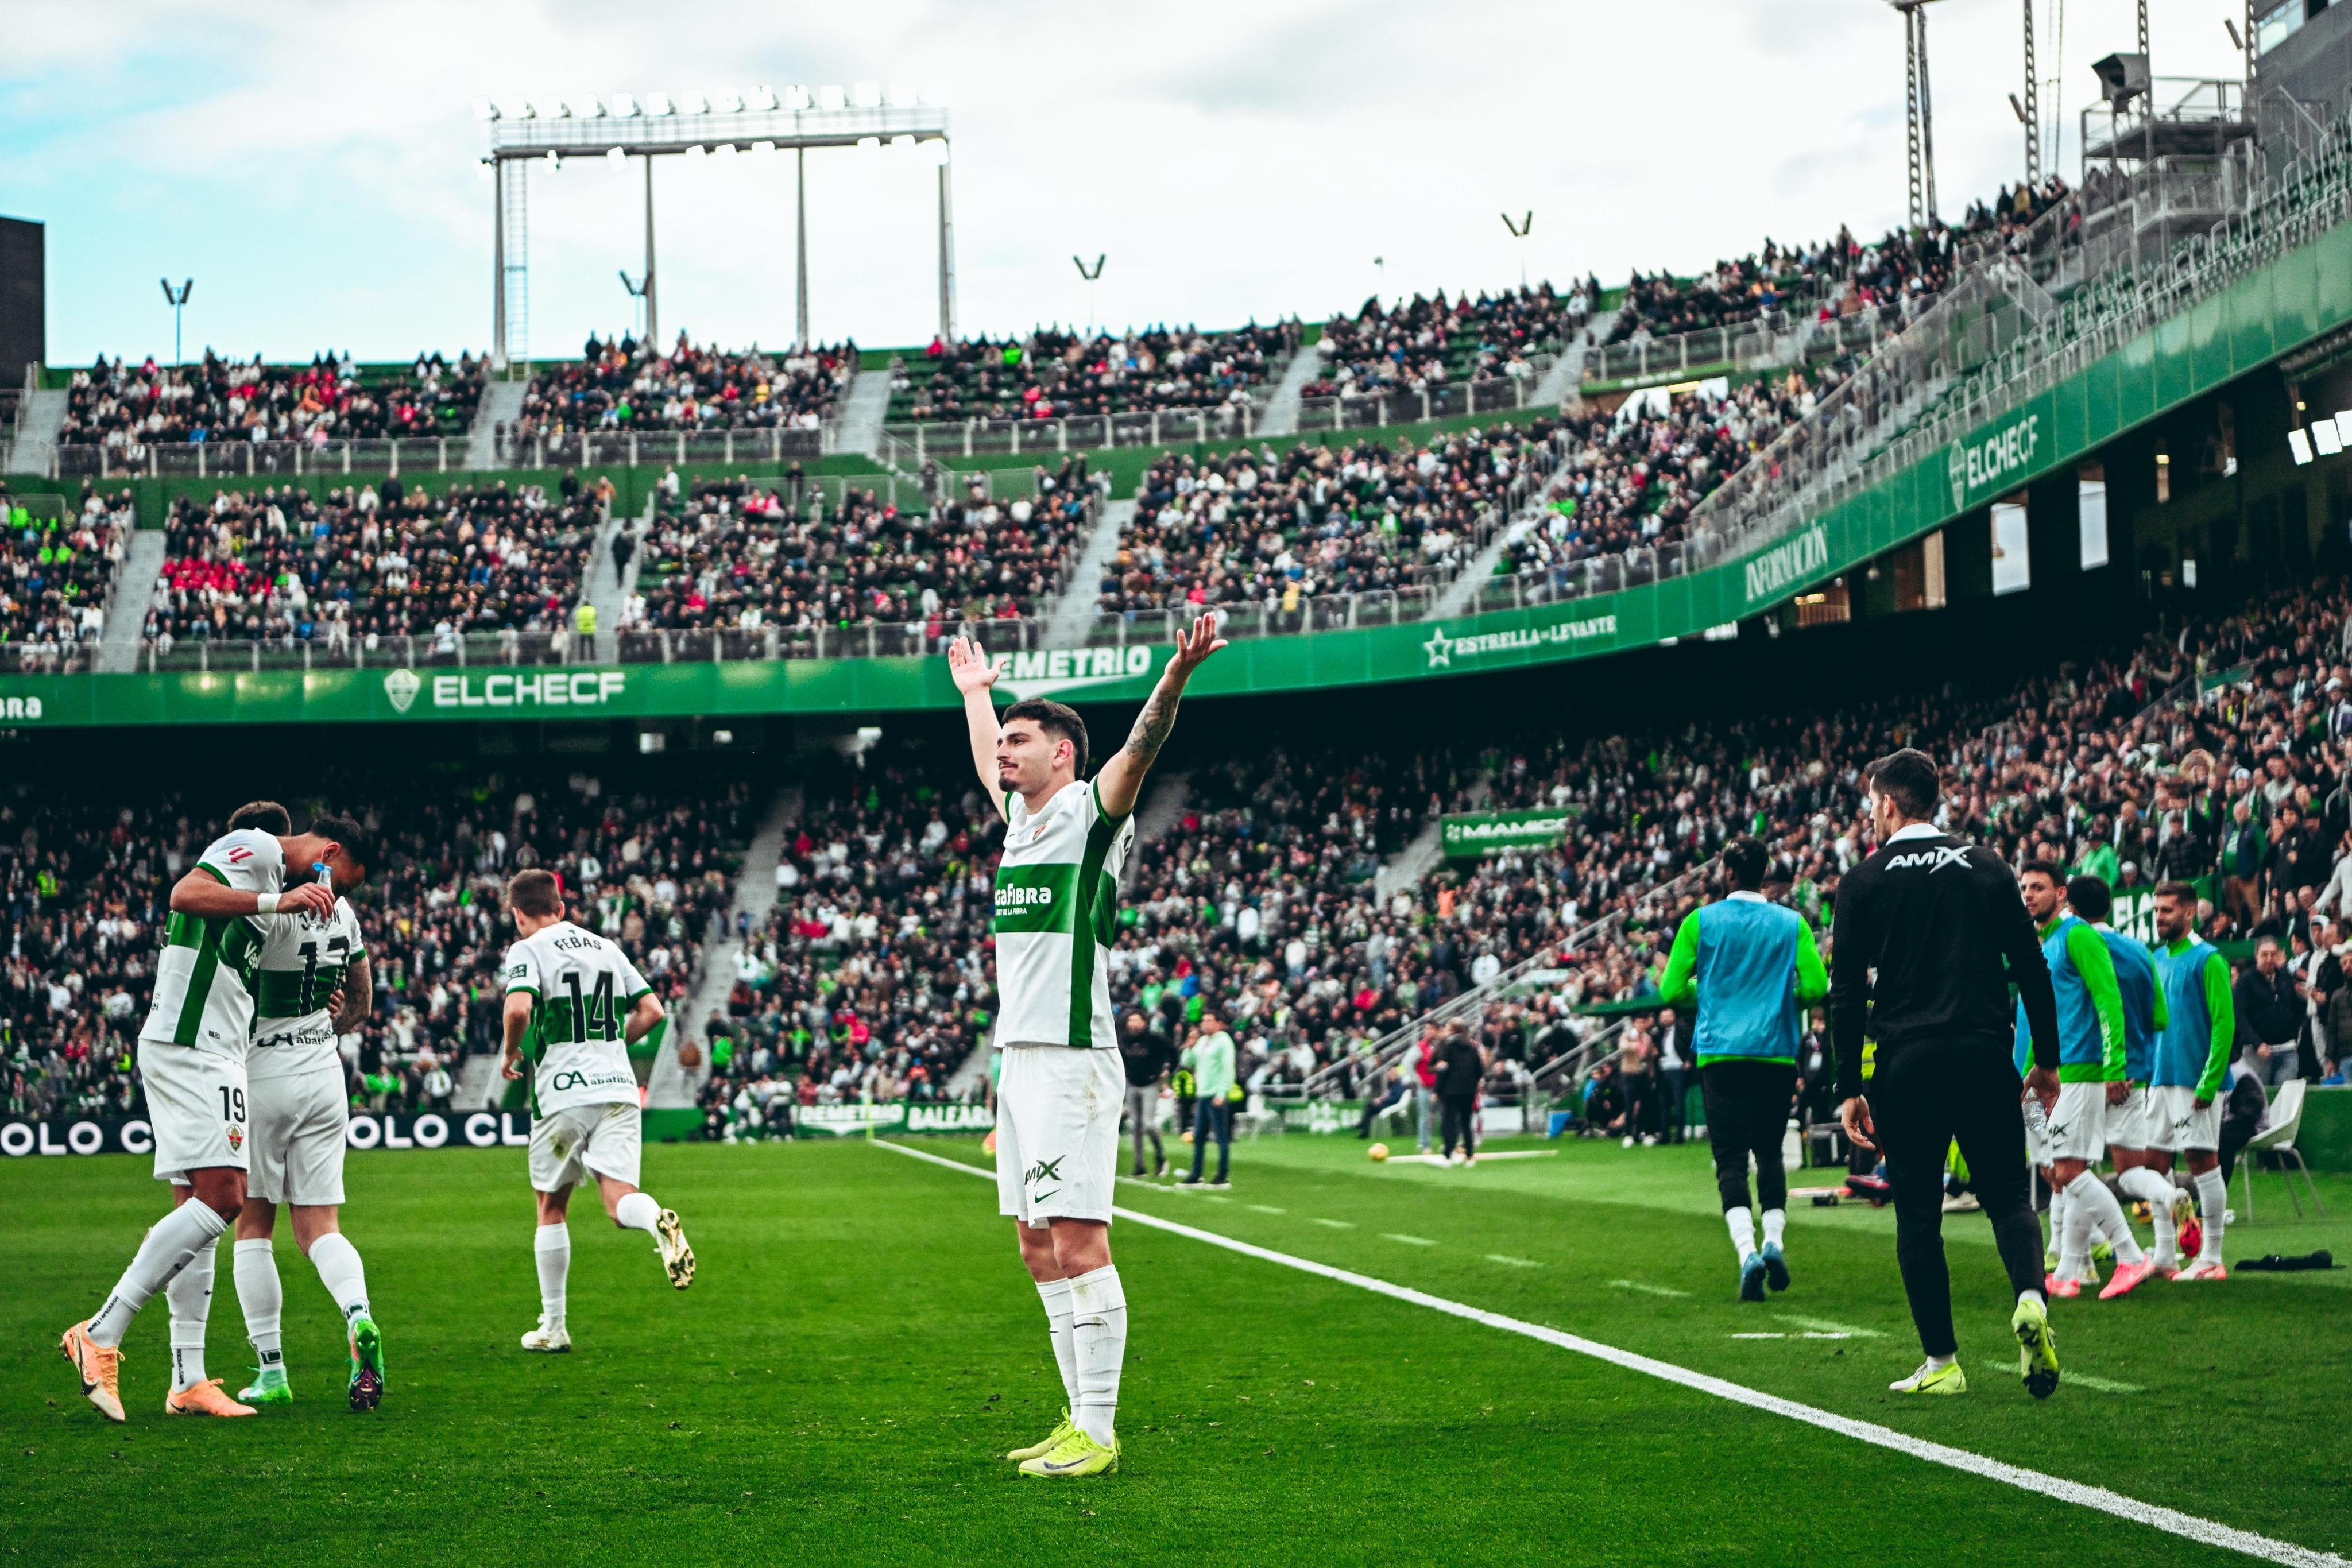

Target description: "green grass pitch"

left=3, top=1132, right=2347, bottom=1566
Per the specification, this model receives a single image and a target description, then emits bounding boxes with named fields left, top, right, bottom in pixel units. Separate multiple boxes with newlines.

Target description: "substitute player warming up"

left=501, top=869, right=694, bottom=1354
left=1656, top=835, right=1827, bottom=1302
left=949, top=613, right=1224, bottom=1479
left=61, top=811, right=371, bottom=1422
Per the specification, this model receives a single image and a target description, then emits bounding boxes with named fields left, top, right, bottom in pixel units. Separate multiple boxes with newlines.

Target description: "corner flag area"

left=9, top=1136, right=2346, bottom=1566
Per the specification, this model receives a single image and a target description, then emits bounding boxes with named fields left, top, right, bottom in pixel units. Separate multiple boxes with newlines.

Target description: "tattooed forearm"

left=1121, top=683, right=1182, bottom=770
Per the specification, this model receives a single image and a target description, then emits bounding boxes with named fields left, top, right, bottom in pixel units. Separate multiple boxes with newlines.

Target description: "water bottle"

left=313, top=861, right=334, bottom=903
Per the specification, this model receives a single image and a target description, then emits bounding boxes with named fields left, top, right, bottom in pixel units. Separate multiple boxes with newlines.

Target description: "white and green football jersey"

left=992, top=780, right=1133, bottom=1049
left=142, top=828, right=285, bottom=1059
left=503, top=920, right=653, bottom=1116
left=249, top=895, right=364, bottom=1080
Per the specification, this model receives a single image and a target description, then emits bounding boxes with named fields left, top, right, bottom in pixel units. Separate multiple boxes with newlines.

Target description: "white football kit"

left=138, top=828, right=285, bottom=1182
left=504, top=922, right=652, bottom=1191
left=991, top=780, right=1135, bottom=1228
left=246, top=896, right=364, bottom=1206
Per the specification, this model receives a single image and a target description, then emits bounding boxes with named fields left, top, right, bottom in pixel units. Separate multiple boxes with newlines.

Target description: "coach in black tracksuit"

left=1831, top=750, right=2062, bottom=1368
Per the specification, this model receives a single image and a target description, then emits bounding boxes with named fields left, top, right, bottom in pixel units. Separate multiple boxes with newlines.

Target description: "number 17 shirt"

left=503, top=920, right=652, bottom=1116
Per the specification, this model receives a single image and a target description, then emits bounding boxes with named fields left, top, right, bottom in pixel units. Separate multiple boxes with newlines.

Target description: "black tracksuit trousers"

left=1869, top=1033, right=2049, bottom=1358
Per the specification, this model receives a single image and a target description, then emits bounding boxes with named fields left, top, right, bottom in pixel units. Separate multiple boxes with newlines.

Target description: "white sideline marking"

left=1385, top=1150, right=1560, bottom=1166
left=1730, top=1332, right=1786, bottom=1339
left=1383, top=1233, right=1437, bottom=1246
left=874, top=1139, right=2344, bottom=1568
left=1608, top=1279, right=1692, bottom=1299
left=1309, top=1218, right=1356, bottom=1229
left=2067, top=1373, right=2146, bottom=1395
left=1487, top=1255, right=1545, bottom=1268
left=1775, top=1314, right=1885, bottom=1339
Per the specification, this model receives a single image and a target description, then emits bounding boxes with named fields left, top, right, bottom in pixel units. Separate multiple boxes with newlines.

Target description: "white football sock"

left=306, top=1232, right=372, bottom=1321
left=1724, top=1205, right=1757, bottom=1262
left=1067, top=1265, right=1127, bottom=1447
left=233, top=1239, right=285, bottom=1367
left=166, top=1230, right=218, bottom=1392
left=2117, top=1168, right=2177, bottom=1267
left=614, top=1191, right=662, bottom=1239
left=1761, top=1208, right=1786, bottom=1249
left=1035, top=1276, right=1079, bottom=1411
left=2065, top=1172, right=2143, bottom=1267
left=2045, top=1187, right=2067, bottom=1252
left=88, top=1198, right=227, bottom=1349
left=2194, top=1168, right=2227, bottom=1265
left=534, top=1225, right=571, bottom=1326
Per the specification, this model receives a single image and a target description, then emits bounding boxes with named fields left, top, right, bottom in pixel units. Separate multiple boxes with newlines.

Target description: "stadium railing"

left=1691, top=94, right=2352, bottom=563
left=129, top=626, right=584, bottom=673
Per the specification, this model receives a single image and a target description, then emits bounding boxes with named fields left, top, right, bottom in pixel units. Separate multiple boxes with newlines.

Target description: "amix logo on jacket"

left=1883, top=845, right=1971, bottom=873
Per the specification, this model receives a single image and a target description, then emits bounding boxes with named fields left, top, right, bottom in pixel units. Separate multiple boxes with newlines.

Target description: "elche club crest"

left=382, top=668, right=421, bottom=714
left=1948, top=443, right=1969, bottom=510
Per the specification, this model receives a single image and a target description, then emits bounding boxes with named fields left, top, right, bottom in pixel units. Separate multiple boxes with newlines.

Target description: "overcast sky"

left=2, top=0, right=2246, bottom=365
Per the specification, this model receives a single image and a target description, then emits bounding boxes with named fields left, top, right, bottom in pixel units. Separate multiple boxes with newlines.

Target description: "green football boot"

left=238, top=1365, right=293, bottom=1407
left=347, top=1315, right=385, bottom=1413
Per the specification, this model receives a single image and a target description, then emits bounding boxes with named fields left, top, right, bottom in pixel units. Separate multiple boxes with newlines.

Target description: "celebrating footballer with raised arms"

left=948, top=611, right=1225, bottom=1479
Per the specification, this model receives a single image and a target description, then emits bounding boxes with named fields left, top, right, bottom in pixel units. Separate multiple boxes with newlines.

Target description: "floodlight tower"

left=2017, top=0, right=2041, bottom=188
left=158, top=278, right=192, bottom=367
left=1889, top=0, right=1945, bottom=232
left=1072, top=254, right=1105, bottom=335
left=1500, top=212, right=1533, bottom=291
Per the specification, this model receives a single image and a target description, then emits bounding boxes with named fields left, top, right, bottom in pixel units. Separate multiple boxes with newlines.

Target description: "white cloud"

left=0, top=0, right=2249, bottom=363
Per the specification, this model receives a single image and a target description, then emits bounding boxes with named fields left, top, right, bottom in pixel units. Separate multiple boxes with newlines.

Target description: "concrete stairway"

left=1375, top=773, right=1489, bottom=902
left=468, top=377, right=527, bottom=470
left=833, top=365, right=892, bottom=456
left=1255, top=345, right=1324, bottom=438
left=4, top=386, right=67, bottom=475
left=578, top=494, right=649, bottom=661
left=647, top=787, right=802, bottom=1110
left=96, top=528, right=168, bottom=672
left=1039, top=498, right=1132, bottom=647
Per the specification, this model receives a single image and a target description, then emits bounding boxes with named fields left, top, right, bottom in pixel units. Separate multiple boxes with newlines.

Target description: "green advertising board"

left=7, top=207, right=2351, bottom=730
left=1440, top=807, right=1579, bottom=857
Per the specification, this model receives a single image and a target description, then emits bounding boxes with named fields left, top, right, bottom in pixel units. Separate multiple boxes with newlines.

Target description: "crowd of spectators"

left=624, top=458, right=1098, bottom=637
left=891, top=324, right=1297, bottom=425
left=694, top=743, right=998, bottom=1137
left=146, top=474, right=605, bottom=648
left=1, top=766, right=749, bottom=1125
left=1499, top=374, right=1829, bottom=571
left=1307, top=287, right=1581, bottom=402
left=1101, top=424, right=1558, bottom=615
left=58, top=351, right=484, bottom=455
left=2, top=484, right=135, bottom=665
left=515, top=334, right=850, bottom=442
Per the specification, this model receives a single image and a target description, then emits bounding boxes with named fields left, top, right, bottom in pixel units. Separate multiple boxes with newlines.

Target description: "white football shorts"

left=528, top=1101, right=643, bottom=1193
left=995, top=1043, right=1123, bottom=1228
left=2147, top=1083, right=2222, bottom=1154
left=2040, top=1079, right=2108, bottom=1164
left=2103, top=1083, right=2159, bottom=1151
left=246, top=1064, right=349, bottom=1206
left=138, top=1039, right=249, bottom=1184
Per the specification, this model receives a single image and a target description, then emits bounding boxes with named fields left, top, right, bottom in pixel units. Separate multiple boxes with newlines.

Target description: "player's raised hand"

left=947, top=636, right=1004, bottom=696
left=1169, top=611, right=1228, bottom=678
left=277, top=881, right=335, bottom=918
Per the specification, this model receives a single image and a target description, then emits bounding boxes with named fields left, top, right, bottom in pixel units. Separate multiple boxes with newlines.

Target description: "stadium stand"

left=618, top=458, right=1100, bottom=656
left=888, top=324, right=1298, bottom=425
left=1098, top=421, right=1563, bottom=615
left=1307, top=287, right=1583, bottom=401
left=144, top=478, right=606, bottom=653
left=0, top=771, right=749, bottom=1123
left=57, top=350, right=485, bottom=451
left=513, top=334, right=851, bottom=442
left=2, top=484, right=136, bottom=671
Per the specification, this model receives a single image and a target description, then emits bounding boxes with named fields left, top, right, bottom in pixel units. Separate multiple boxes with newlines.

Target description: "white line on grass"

left=1309, top=1218, right=1356, bottom=1229
left=1775, top=1314, right=1885, bottom=1338
left=1607, top=1279, right=1692, bottom=1299
left=1730, top=1332, right=1786, bottom=1339
left=873, top=1139, right=2343, bottom=1568
left=1247, top=1205, right=1286, bottom=1214
left=2067, top=1373, right=2146, bottom=1395
left=1383, top=1233, right=1436, bottom=1246
left=1487, top=1255, right=1545, bottom=1268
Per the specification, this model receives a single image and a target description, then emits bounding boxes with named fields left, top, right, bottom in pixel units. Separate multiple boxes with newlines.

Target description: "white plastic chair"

left=2240, top=1078, right=2328, bottom=1222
